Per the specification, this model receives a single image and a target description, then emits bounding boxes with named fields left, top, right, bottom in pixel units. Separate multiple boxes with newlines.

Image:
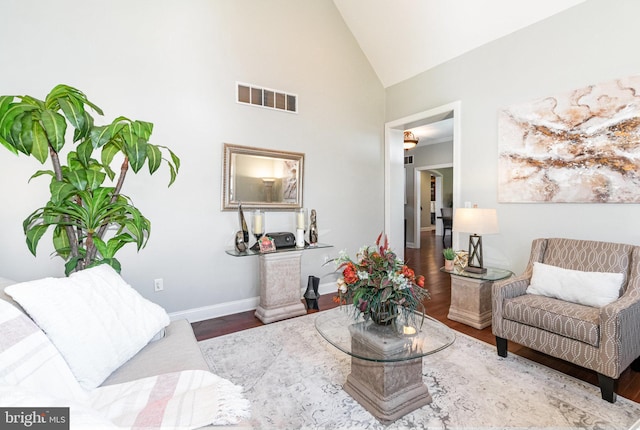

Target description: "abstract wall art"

left=498, top=75, right=640, bottom=203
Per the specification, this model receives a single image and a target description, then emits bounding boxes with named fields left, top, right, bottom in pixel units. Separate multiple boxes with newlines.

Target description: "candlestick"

left=296, top=208, right=307, bottom=230
left=253, top=210, right=263, bottom=234
left=295, top=228, right=305, bottom=248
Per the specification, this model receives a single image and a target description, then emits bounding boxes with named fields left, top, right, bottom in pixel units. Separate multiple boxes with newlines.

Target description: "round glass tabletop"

left=315, top=306, right=455, bottom=363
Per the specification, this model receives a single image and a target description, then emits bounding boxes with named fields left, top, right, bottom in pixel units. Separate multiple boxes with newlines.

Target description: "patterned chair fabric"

left=492, top=238, right=640, bottom=403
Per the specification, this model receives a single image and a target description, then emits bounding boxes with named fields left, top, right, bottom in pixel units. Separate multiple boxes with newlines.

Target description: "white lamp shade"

left=453, top=208, right=499, bottom=235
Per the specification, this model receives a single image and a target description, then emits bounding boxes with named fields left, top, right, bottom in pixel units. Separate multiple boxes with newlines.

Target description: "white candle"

left=403, top=326, right=416, bottom=335
left=254, top=212, right=263, bottom=234
left=296, top=228, right=305, bottom=248
left=297, top=211, right=305, bottom=229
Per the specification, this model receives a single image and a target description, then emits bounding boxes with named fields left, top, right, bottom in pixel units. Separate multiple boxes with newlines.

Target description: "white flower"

left=335, top=249, right=349, bottom=265
left=389, top=272, right=409, bottom=289
left=357, top=271, right=369, bottom=280
left=337, top=277, right=348, bottom=293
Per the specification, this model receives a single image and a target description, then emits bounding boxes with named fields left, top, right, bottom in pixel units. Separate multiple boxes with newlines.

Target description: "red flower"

left=343, top=262, right=359, bottom=285
left=401, top=265, right=415, bottom=280
left=416, top=275, right=425, bottom=288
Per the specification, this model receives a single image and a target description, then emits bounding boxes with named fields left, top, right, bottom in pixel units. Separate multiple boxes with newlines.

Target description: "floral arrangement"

left=332, top=233, right=429, bottom=325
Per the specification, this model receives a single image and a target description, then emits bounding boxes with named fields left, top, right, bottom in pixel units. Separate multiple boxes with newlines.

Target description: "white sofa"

left=0, top=267, right=250, bottom=429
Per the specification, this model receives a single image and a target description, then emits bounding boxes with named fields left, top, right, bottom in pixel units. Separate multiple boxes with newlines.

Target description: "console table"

left=440, top=266, right=513, bottom=329
left=226, top=243, right=331, bottom=324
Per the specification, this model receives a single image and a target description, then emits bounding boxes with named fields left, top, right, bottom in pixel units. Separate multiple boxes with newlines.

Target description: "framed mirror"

left=222, top=143, right=304, bottom=210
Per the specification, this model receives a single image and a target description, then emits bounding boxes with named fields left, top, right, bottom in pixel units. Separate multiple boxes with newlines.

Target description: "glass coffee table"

left=315, top=306, right=455, bottom=423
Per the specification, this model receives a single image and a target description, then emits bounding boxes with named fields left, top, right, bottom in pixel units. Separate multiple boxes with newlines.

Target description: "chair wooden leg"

left=597, top=373, right=617, bottom=403
left=496, top=337, right=508, bottom=357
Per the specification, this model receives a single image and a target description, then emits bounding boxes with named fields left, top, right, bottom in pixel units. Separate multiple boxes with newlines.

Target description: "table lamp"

left=453, top=208, right=499, bottom=274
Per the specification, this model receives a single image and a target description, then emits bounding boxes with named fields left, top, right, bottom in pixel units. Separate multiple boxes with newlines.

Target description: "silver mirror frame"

left=222, top=143, right=304, bottom=211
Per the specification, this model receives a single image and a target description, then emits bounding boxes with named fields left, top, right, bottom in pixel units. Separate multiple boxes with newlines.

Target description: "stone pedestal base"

left=448, top=274, right=493, bottom=329
left=254, top=251, right=307, bottom=324
left=344, top=357, right=431, bottom=424
left=344, top=323, right=432, bottom=423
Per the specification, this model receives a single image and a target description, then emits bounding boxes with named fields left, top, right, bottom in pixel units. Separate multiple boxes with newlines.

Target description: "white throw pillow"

left=5, top=265, right=170, bottom=389
left=526, top=262, right=623, bottom=307
left=0, top=299, right=89, bottom=405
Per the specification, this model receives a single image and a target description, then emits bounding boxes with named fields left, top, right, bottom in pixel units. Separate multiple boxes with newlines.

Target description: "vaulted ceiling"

left=333, top=0, right=586, bottom=88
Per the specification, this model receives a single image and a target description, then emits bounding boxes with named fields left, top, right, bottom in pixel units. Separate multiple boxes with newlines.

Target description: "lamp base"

left=465, top=265, right=487, bottom=274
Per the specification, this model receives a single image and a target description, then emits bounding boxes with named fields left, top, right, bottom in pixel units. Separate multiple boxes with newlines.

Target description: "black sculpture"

left=304, top=275, right=320, bottom=310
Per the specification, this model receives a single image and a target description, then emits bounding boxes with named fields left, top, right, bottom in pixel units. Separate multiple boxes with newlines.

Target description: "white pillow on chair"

left=6, top=265, right=170, bottom=389
left=526, top=262, right=623, bottom=308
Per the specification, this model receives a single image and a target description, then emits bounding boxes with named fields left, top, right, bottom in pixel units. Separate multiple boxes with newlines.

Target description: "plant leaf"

left=75, top=139, right=94, bottom=167
left=24, top=224, right=49, bottom=256
left=147, top=144, right=162, bottom=174
left=125, top=135, right=147, bottom=173
left=11, top=113, right=33, bottom=156
left=31, top=121, right=49, bottom=163
left=90, top=125, right=112, bottom=148
left=0, top=102, right=37, bottom=140
left=132, top=120, right=153, bottom=140
left=40, top=109, right=67, bottom=152
left=84, top=169, right=106, bottom=191
left=65, top=169, right=88, bottom=191
left=53, top=224, right=70, bottom=259
left=58, top=97, right=85, bottom=133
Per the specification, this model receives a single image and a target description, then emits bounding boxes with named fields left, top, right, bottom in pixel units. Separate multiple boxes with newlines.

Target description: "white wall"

left=387, top=0, right=640, bottom=274
left=0, top=0, right=385, bottom=318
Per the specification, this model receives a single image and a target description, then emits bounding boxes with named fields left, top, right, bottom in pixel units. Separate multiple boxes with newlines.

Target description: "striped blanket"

left=0, top=296, right=250, bottom=429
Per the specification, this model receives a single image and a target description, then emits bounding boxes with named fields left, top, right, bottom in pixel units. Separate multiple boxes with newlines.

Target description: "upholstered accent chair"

left=492, top=238, right=640, bottom=403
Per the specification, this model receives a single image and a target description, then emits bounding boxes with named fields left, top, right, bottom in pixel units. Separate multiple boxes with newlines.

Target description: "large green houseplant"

left=0, top=84, right=179, bottom=275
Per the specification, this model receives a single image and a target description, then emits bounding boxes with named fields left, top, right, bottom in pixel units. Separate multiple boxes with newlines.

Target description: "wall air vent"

left=404, top=155, right=414, bottom=165
left=237, top=82, right=298, bottom=113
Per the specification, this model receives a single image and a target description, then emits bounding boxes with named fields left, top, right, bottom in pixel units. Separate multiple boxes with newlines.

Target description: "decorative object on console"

left=238, top=203, right=249, bottom=244
left=249, top=209, right=265, bottom=251
left=258, top=236, right=276, bottom=253
left=304, top=275, right=320, bottom=311
left=0, top=85, right=180, bottom=275
left=309, top=209, right=318, bottom=246
left=295, top=208, right=308, bottom=248
left=234, top=231, right=247, bottom=253
left=332, top=232, right=429, bottom=325
left=454, top=250, right=469, bottom=269
left=453, top=207, right=499, bottom=274
left=443, top=247, right=456, bottom=271
left=498, top=74, right=640, bottom=203
left=267, top=232, right=296, bottom=249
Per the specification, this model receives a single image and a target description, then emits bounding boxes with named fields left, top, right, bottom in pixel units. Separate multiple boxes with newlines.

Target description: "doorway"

left=384, top=101, right=461, bottom=259
left=411, top=164, right=453, bottom=248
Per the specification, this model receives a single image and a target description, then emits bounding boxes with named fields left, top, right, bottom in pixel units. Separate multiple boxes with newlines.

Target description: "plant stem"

left=49, top=145, right=80, bottom=263
left=88, top=157, right=130, bottom=262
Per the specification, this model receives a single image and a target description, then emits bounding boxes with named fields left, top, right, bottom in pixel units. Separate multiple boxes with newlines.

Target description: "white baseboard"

left=169, top=281, right=337, bottom=323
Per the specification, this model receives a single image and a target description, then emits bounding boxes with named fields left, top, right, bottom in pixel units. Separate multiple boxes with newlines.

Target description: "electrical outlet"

left=154, top=278, right=164, bottom=292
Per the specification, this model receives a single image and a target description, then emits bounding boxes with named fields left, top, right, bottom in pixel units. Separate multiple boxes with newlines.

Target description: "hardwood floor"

left=192, top=231, right=640, bottom=403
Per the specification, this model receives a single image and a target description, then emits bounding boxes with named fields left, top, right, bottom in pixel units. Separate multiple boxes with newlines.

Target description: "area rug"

left=198, top=311, right=640, bottom=429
